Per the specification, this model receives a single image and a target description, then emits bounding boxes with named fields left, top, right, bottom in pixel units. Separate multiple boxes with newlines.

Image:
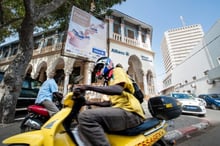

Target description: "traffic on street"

left=1, top=100, right=220, bottom=145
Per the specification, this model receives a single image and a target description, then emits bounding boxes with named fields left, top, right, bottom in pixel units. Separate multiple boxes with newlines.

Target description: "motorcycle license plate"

left=135, top=129, right=166, bottom=146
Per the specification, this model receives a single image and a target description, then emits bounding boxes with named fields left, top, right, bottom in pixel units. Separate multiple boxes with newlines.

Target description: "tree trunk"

left=0, top=1, right=34, bottom=124
left=0, top=0, right=68, bottom=124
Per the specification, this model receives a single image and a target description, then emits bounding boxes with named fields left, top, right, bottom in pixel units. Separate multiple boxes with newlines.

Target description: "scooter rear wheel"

left=20, top=118, right=43, bottom=133
left=20, top=125, right=34, bottom=133
left=153, top=138, right=171, bottom=146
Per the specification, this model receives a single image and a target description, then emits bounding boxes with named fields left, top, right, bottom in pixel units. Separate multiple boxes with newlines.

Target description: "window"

left=34, top=40, right=41, bottom=50
left=22, top=80, right=30, bottom=88
left=11, top=46, right=18, bottom=56
left=3, top=47, right=9, bottom=58
left=141, top=33, right=146, bottom=43
left=127, top=29, right=135, bottom=39
left=46, top=37, right=54, bottom=46
left=113, top=23, right=120, bottom=34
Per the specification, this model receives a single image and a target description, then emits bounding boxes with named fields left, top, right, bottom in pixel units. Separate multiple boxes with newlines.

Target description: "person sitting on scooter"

left=76, top=57, right=146, bottom=146
left=35, top=71, right=62, bottom=116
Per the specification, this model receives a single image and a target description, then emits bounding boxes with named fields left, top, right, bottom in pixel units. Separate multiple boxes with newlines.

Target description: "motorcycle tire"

left=153, top=138, right=171, bottom=146
left=20, top=117, right=43, bottom=133
left=8, top=144, right=29, bottom=146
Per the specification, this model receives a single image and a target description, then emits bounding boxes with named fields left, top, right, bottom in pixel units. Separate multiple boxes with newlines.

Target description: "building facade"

left=161, top=20, right=220, bottom=95
left=107, top=10, right=156, bottom=97
left=161, top=24, right=204, bottom=74
left=0, top=9, right=156, bottom=98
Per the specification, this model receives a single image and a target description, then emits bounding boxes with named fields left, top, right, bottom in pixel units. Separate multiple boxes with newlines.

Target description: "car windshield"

left=210, top=94, right=220, bottom=99
left=172, top=93, right=193, bottom=99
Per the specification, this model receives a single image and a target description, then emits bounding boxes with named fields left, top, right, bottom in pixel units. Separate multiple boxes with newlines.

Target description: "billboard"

left=64, top=6, right=107, bottom=61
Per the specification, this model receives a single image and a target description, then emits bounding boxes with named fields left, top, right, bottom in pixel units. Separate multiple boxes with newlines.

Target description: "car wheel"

left=211, top=104, right=218, bottom=110
left=198, top=114, right=205, bottom=117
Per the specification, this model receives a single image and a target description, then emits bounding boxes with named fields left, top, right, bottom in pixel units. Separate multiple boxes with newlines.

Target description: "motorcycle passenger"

left=77, top=57, right=146, bottom=146
left=35, top=71, right=62, bottom=116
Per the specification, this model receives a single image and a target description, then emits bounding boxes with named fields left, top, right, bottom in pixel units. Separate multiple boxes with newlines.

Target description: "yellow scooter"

left=3, top=88, right=181, bottom=146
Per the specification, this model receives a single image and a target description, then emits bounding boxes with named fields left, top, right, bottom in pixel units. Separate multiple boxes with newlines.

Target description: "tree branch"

left=34, top=0, right=67, bottom=21
left=0, top=17, right=23, bottom=29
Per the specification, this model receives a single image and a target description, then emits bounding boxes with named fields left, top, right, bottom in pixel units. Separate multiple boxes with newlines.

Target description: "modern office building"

left=161, top=20, right=220, bottom=95
left=161, top=24, right=204, bottom=74
left=0, top=8, right=156, bottom=101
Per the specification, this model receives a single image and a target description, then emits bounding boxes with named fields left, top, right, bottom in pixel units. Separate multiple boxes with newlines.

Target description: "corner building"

left=0, top=9, right=156, bottom=99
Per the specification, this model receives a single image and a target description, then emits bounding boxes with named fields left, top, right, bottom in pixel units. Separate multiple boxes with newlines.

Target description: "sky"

left=112, top=0, right=220, bottom=88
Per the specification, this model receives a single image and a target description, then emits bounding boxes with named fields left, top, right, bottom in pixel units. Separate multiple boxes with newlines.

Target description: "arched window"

left=147, top=71, right=153, bottom=86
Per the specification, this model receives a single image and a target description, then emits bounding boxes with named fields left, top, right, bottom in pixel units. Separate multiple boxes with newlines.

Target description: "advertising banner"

left=64, top=6, right=107, bottom=61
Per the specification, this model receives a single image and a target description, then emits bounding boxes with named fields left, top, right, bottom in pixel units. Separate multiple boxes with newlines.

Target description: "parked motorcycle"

left=3, top=88, right=181, bottom=146
left=20, top=92, right=63, bottom=132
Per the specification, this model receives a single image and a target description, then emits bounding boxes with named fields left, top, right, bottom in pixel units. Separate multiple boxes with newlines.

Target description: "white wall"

left=171, top=19, right=220, bottom=95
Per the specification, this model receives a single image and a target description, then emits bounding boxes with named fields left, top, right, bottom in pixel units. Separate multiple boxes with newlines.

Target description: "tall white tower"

left=161, top=24, right=204, bottom=74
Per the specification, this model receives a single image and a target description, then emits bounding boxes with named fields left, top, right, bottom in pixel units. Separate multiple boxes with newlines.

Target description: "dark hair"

left=116, top=63, right=123, bottom=68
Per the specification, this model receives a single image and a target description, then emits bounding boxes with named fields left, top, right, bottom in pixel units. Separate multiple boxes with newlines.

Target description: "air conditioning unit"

left=207, top=79, right=215, bottom=84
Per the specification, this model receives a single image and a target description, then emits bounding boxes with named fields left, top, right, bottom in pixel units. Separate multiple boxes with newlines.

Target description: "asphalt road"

left=176, top=108, right=220, bottom=146
left=177, top=123, right=220, bottom=146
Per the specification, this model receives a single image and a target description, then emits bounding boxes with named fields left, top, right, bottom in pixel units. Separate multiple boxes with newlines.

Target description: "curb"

left=164, top=120, right=211, bottom=141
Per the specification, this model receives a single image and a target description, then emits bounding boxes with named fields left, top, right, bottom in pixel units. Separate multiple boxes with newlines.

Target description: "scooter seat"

left=28, top=104, right=49, bottom=117
left=111, top=117, right=160, bottom=136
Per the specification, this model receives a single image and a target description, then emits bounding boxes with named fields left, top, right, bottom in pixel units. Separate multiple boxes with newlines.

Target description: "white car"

left=168, top=92, right=206, bottom=117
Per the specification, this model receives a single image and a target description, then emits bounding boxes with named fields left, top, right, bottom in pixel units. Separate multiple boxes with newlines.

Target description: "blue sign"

left=92, top=48, right=106, bottom=56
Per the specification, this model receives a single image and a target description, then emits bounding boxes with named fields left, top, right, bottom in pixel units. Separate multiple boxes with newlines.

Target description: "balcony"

left=112, top=33, right=148, bottom=50
left=33, top=43, right=63, bottom=56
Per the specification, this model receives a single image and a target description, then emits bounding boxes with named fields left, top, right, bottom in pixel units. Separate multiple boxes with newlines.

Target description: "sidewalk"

left=164, top=116, right=210, bottom=142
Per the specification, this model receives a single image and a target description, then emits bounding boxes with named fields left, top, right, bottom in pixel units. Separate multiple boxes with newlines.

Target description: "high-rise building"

left=160, top=20, right=220, bottom=95
left=161, top=24, right=204, bottom=74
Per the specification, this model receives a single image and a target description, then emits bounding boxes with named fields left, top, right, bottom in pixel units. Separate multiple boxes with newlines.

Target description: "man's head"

left=94, top=57, right=114, bottom=80
left=48, top=71, right=55, bottom=79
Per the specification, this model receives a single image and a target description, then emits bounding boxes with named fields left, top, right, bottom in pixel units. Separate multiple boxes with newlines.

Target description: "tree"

left=0, top=0, right=126, bottom=123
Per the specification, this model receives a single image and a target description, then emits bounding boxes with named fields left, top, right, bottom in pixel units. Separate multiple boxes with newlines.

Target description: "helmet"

left=94, top=57, right=114, bottom=80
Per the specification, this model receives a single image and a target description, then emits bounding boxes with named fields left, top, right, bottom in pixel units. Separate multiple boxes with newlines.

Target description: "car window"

left=0, top=72, right=41, bottom=90
left=172, top=93, right=192, bottom=99
left=31, top=80, right=41, bottom=89
left=210, top=94, right=220, bottom=99
left=22, top=80, right=30, bottom=88
left=198, top=95, right=204, bottom=99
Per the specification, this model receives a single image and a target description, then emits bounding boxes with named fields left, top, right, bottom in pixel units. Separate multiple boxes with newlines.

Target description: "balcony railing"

left=113, top=33, right=122, bottom=42
left=33, top=43, right=63, bottom=56
left=112, top=33, right=148, bottom=49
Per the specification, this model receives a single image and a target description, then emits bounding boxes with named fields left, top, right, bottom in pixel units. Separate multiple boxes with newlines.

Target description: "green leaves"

left=0, top=0, right=126, bottom=43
